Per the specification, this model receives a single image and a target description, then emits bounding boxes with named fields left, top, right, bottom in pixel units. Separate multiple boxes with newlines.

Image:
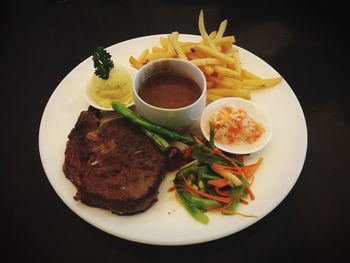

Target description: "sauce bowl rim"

left=132, top=58, right=207, bottom=112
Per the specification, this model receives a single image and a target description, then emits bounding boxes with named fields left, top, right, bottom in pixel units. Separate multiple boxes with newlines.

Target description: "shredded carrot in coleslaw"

left=211, top=105, right=265, bottom=145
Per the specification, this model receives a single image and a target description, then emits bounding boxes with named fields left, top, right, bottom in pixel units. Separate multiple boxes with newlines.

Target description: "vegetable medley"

left=172, top=142, right=263, bottom=224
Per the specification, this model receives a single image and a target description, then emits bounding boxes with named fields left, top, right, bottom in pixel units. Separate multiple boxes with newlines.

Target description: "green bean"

left=198, top=180, right=205, bottom=191
left=222, top=199, right=239, bottom=214
left=175, top=163, right=200, bottom=181
left=201, top=173, right=221, bottom=180
left=209, top=122, right=216, bottom=149
left=222, top=184, right=246, bottom=214
left=177, top=190, right=209, bottom=224
left=197, top=166, right=220, bottom=192
left=229, top=184, right=245, bottom=198
left=191, top=149, right=232, bottom=166
left=174, top=161, right=201, bottom=187
left=197, top=166, right=207, bottom=192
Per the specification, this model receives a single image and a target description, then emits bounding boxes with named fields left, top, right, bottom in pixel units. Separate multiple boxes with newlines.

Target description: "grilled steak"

left=63, top=107, right=167, bottom=215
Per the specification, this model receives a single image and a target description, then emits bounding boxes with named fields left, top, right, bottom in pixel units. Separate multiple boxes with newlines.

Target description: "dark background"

left=1, top=0, right=349, bottom=262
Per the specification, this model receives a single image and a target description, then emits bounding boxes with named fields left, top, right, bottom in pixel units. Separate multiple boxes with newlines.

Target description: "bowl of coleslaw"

left=200, top=97, right=272, bottom=154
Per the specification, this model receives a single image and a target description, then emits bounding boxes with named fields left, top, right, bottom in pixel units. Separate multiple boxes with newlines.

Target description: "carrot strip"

left=210, top=163, right=234, bottom=171
left=239, top=199, right=249, bottom=205
left=247, top=175, right=255, bottom=185
left=245, top=186, right=255, bottom=200
left=229, top=160, right=261, bottom=172
left=207, top=177, right=229, bottom=187
left=174, top=184, right=192, bottom=193
left=214, top=186, right=230, bottom=196
left=211, top=164, right=240, bottom=179
left=211, top=148, right=246, bottom=177
left=241, top=163, right=258, bottom=170
left=211, top=163, right=242, bottom=186
left=229, top=156, right=245, bottom=177
left=191, top=187, right=231, bottom=203
left=217, top=210, right=257, bottom=218
left=211, top=148, right=222, bottom=155
left=245, top=157, right=263, bottom=178
left=207, top=207, right=227, bottom=212
left=168, top=185, right=176, bottom=192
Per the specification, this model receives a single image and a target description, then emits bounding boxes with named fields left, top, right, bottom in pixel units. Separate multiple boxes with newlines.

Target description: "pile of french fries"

left=129, top=10, right=282, bottom=102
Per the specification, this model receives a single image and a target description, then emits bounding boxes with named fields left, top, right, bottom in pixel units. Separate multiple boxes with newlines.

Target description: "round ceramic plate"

left=39, top=34, right=307, bottom=245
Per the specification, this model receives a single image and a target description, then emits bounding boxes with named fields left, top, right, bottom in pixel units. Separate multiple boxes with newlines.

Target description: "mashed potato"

left=88, top=64, right=133, bottom=108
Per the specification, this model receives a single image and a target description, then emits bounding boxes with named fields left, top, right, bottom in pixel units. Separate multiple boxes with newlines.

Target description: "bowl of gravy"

left=133, top=58, right=207, bottom=130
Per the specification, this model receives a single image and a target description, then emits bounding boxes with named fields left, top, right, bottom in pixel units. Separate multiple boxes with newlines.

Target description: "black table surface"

left=2, top=0, right=349, bottom=261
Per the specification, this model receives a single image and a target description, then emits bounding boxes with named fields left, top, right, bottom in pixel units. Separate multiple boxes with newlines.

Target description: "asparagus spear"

left=112, top=102, right=211, bottom=152
left=139, top=127, right=185, bottom=170
left=140, top=127, right=170, bottom=152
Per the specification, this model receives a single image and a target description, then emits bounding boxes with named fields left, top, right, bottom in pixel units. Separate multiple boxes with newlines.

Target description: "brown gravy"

left=138, top=73, right=201, bottom=109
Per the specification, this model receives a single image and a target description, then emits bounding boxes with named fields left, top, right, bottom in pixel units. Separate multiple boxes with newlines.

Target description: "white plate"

left=39, top=34, right=307, bottom=245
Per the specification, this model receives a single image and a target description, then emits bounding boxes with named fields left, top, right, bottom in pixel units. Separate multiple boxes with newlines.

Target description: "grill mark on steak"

left=63, top=108, right=167, bottom=215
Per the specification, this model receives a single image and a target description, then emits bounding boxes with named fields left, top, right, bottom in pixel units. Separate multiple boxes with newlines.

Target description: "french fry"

left=192, top=49, right=207, bottom=58
left=209, top=31, right=217, bottom=39
left=198, top=10, right=216, bottom=50
left=208, top=88, right=251, bottom=100
left=147, top=45, right=177, bottom=61
left=168, top=32, right=188, bottom=60
left=194, top=44, right=236, bottom=67
left=186, top=52, right=201, bottom=60
left=152, top=46, right=167, bottom=53
left=129, top=56, right=143, bottom=69
left=181, top=44, right=195, bottom=54
left=137, top=49, right=149, bottom=65
left=212, top=36, right=235, bottom=46
left=161, top=33, right=193, bottom=49
left=206, top=80, right=215, bottom=88
left=243, top=77, right=282, bottom=88
left=190, top=58, right=224, bottom=67
left=204, top=73, right=219, bottom=83
left=160, top=37, right=169, bottom=49
left=207, top=75, right=243, bottom=89
left=207, top=93, right=223, bottom=102
left=231, top=49, right=242, bottom=74
left=223, top=76, right=243, bottom=86
left=200, top=65, right=215, bottom=75
left=241, top=68, right=262, bottom=80
left=216, top=73, right=225, bottom=80
left=213, top=65, right=242, bottom=79
left=215, top=19, right=227, bottom=40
